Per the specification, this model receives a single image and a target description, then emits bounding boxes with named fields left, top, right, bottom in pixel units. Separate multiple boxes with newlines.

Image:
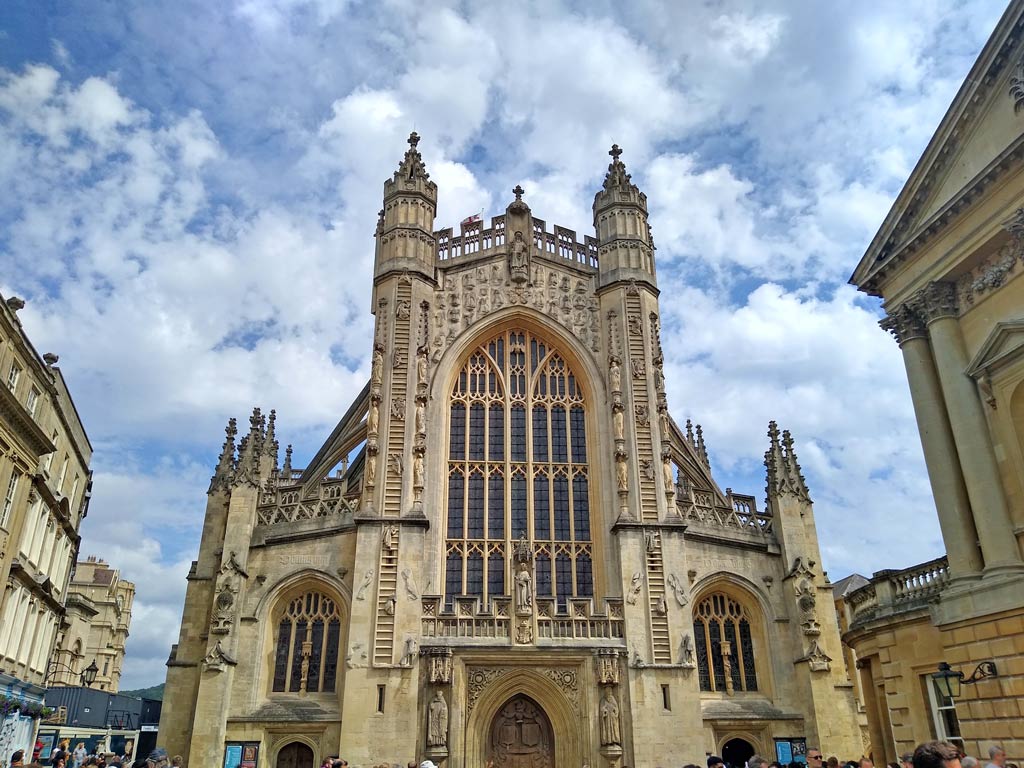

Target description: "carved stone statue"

left=427, top=691, right=449, bottom=747
left=413, top=452, right=425, bottom=489
left=356, top=570, right=374, bottom=601
left=680, top=633, right=695, bottom=666
left=627, top=314, right=642, bottom=336
left=509, top=231, right=530, bottom=284
left=400, top=637, right=417, bottom=667
left=608, top=355, right=622, bottom=393
left=631, top=358, right=646, bottom=378
left=662, top=452, right=674, bottom=492
left=516, top=618, right=533, bottom=644
left=640, top=458, right=655, bottom=481
left=666, top=573, right=688, bottom=606
left=515, top=563, right=533, bottom=615
left=391, top=397, right=406, bottom=419
left=600, top=688, right=621, bottom=746
left=615, top=451, right=628, bottom=492
left=364, top=450, right=377, bottom=487
left=654, top=595, right=667, bottom=616
left=382, top=525, right=398, bottom=550
left=416, top=346, right=428, bottom=393
left=384, top=595, right=396, bottom=616
left=415, top=399, right=426, bottom=437
left=402, top=568, right=419, bottom=600
left=389, top=453, right=403, bottom=476
left=626, top=571, right=642, bottom=604
left=612, top=403, right=624, bottom=442
left=370, top=344, right=384, bottom=394
left=396, top=299, right=411, bottom=320
left=367, top=396, right=380, bottom=436
left=634, top=403, right=649, bottom=426
left=796, top=577, right=821, bottom=634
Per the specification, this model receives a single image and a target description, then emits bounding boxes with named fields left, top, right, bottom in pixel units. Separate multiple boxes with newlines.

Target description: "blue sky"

left=0, top=0, right=1007, bottom=688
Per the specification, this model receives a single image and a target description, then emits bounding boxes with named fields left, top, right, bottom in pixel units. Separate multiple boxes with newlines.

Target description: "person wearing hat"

left=709, top=757, right=724, bottom=768
left=146, top=749, right=169, bottom=768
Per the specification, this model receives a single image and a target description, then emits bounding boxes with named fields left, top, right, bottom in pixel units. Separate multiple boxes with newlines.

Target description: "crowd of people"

left=8, top=739, right=1013, bottom=768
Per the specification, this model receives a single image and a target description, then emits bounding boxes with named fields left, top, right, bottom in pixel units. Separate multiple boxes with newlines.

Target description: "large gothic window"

left=272, top=591, right=341, bottom=694
left=445, top=329, right=593, bottom=612
left=694, top=593, right=758, bottom=692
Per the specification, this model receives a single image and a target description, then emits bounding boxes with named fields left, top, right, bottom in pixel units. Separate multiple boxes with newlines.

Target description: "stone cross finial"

left=513, top=184, right=524, bottom=201
left=408, top=131, right=420, bottom=148
left=609, top=144, right=622, bottom=161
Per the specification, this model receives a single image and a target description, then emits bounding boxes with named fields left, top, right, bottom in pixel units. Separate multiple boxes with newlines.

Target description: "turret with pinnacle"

left=375, top=132, right=438, bottom=280
left=593, top=144, right=656, bottom=288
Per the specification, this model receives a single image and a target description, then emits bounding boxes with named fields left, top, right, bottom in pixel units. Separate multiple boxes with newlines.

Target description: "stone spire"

left=233, top=408, right=263, bottom=488
left=593, top=144, right=656, bottom=288
left=765, top=421, right=811, bottom=502
left=282, top=444, right=293, bottom=480
left=376, top=132, right=439, bottom=280
left=263, top=409, right=279, bottom=470
left=208, top=417, right=237, bottom=494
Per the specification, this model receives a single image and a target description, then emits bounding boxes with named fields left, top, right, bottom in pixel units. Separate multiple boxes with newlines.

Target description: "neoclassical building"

left=159, top=138, right=862, bottom=768
left=846, top=1, right=1024, bottom=761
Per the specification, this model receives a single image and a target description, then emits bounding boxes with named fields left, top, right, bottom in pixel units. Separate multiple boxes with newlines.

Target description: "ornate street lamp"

left=81, top=660, right=99, bottom=687
left=931, top=661, right=997, bottom=699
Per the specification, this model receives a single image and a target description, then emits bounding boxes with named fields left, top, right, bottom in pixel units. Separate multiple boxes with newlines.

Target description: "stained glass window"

left=444, top=329, right=593, bottom=612
left=694, top=593, right=759, bottom=692
left=272, top=591, right=342, bottom=693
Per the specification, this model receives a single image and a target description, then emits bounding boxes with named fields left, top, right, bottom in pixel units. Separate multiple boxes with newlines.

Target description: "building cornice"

left=8, top=558, right=66, bottom=615
left=0, top=383, right=55, bottom=460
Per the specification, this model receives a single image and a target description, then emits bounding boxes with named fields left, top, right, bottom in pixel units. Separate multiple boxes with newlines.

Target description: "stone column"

left=914, top=282, right=1024, bottom=575
left=881, top=305, right=983, bottom=580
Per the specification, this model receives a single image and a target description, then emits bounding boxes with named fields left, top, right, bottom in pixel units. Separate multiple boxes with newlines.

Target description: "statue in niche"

left=608, top=356, right=622, bottom=393
left=382, top=525, right=398, bottom=550
left=367, top=396, right=380, bottom=436
left=644, top=529, right=658, bottom=553
left=680, top=633, right=695, bottom=666
left=631, top=358, right=646, bottom=378
left=515, top=562, right=533, bottom=615
left=615, top=451, right=628, bottom=492
left=509, top=231, right=530, bottom=284
left=427, top=691, right=449, bottom=747
left=600, top=688, right=621, bottom=746
left=640, top=458, right=655, bottom=482
left=393, top=348, right=405, bottom=370
left=653, top=360, right=665, bottom=393
left=364, top=450, right=377, bottom=487
left=516, top=618, right=533, bottom=644
left=356, top=570, right=374, bottom=600
left=658, top=406, right=670, bottom=439
left=415, top=399, right=426, bottom=437
left=796, top=577, right=820, bottom=634
left=389, top=453, right=404, bottom=476
left=627, top=314, right=642, bottom=336
left=654, top=595, right=667, bottom=616
left=413, top=451, right=425, bottom=490
left=370, top=344, right=384, bottom=395
left=396, top=299, right=411, bottom=320
left=612, top=403, right=624, bottom=443
left=384, top=595, right=396, bottom=616
left=402, top=568, right=419, bottom=600
left=662, top=449, right=674, bottom=491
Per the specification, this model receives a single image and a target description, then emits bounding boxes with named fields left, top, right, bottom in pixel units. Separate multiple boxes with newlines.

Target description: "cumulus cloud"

left=0, top=0, right=1006, bottom=687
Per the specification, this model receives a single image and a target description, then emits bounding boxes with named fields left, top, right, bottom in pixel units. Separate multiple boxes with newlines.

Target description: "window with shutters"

left=445, top=329, right=593, bottom=612
left=271, top=590, right=342, bottom=694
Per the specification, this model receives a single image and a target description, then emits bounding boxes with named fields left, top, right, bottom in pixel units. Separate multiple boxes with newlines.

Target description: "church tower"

left=159, top=136, right=861, bottom=768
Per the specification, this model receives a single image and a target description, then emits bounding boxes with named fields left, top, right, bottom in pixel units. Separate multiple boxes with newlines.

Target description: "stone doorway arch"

left=487, top=694, right=554, bottom=768
left=276, top=742, right=314, bottom=768
left=722, top=737, right=755, bottom=768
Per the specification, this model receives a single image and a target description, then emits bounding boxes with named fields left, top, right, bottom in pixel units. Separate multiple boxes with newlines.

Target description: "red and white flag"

left=460, top=212, right=483, bottom=228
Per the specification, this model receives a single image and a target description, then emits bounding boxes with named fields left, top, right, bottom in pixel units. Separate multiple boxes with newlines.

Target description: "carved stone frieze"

left=467, top=668, right=509, bottom=712
left=634, top=403, right=649, bottom=427
left=202, top=640, right=236, bottom=672
left=799, top=639, right=833, bottom=672
left=596, top=649, right=620, bottom=685
left=957, top=234, right=1023, bottom=306
left=544, top=668, right=580, bottom=711
left=630, top=358, right=646, bottom=378
left=426, top=646, right=453, bottom=683
left=430, top=262, right=600, bottom=364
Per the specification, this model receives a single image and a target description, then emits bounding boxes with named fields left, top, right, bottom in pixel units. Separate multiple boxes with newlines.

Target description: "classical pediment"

left=851, top=6, right=1024, bottom=294
left=966, top=319, right=1024, bottom=377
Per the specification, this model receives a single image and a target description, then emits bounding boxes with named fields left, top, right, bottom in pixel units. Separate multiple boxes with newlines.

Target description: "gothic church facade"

left=159, top=137, right=861, bottom=768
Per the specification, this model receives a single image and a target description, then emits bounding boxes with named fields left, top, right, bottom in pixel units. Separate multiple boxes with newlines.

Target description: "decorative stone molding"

left=466, top=668, right=508, bottom=712
left=957, top=232, right=1023, bottom=306
left=879, top=304, right=928, bottom=346
left=666, top=573, right=689, bottom=606
left=596, top=649, right=620, bottom=685
left=626, top=571, right=642, bottom=604
left=911, top=281, right=959, bottom=323
left=798, top=639, right=832, bottom=672
left=202, top=640, right=236, bottom=672
left=1011, top=56, right=1024, bottom=114
left=355, top=569, right=373, bottom=600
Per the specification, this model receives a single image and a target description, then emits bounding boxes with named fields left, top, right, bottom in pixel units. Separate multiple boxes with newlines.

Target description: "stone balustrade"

left=256, top=477, right=358, bottom=526
left=677, top=488, right=774, bottom=539
left=435, top=215, right=599, bottom=270
left=845, top=555, right=949, bottom=630
left=420, top=595, right=625, bottom=643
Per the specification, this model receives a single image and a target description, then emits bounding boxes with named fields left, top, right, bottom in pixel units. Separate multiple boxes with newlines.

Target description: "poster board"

left=775, top=738, right=808, bottom=765
left=224, top=742, right=260, bottom=768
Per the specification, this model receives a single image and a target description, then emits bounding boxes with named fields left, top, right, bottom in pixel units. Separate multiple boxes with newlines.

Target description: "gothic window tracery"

left=271, top=591, right=341, bottom=694
left=694, top=592, right=759, bottom=692
left=445, top=329, right=593, bottom=612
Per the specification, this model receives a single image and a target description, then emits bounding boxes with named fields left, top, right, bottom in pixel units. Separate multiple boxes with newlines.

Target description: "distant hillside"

left=119, top=683, right=164, bottom=700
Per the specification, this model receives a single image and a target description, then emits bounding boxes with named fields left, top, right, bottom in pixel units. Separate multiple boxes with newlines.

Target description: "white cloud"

left=0, top=0, right=1006, bottom=688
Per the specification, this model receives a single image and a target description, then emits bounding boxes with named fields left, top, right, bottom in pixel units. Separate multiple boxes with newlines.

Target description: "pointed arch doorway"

left=487, top=694, right=555, bottom=768
left=276, top=742, right=314, bottom=768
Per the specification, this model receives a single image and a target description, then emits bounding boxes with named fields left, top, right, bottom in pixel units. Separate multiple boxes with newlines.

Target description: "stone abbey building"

left=159, top=138, right=862, bottom=768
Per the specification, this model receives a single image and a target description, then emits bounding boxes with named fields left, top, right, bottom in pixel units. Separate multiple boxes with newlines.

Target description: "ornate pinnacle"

left=209, top=417, right=238, bottom=494
left=695, top=424, right=708, bottom=466
left=609, top=144, right=622, bottom=161
left=685, top=418, right=694, bottom=445
left=601, top=143, right=636, bottom=193
left=513, top=184, right=524, bottom=201
left=282, top=444, right=293, bottom=479
left=408, top=131, right=420, bottom=148
left=395, top=131, right=429, bottom=182
left=264, top=409, right=277, bottom=459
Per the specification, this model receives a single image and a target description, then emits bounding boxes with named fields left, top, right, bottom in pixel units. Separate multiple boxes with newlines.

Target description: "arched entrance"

left=487, top=694, right=554, bottom=768
left=723, top=738, right=755, bottom=768
left=276, top=742, right=314, bottom=768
